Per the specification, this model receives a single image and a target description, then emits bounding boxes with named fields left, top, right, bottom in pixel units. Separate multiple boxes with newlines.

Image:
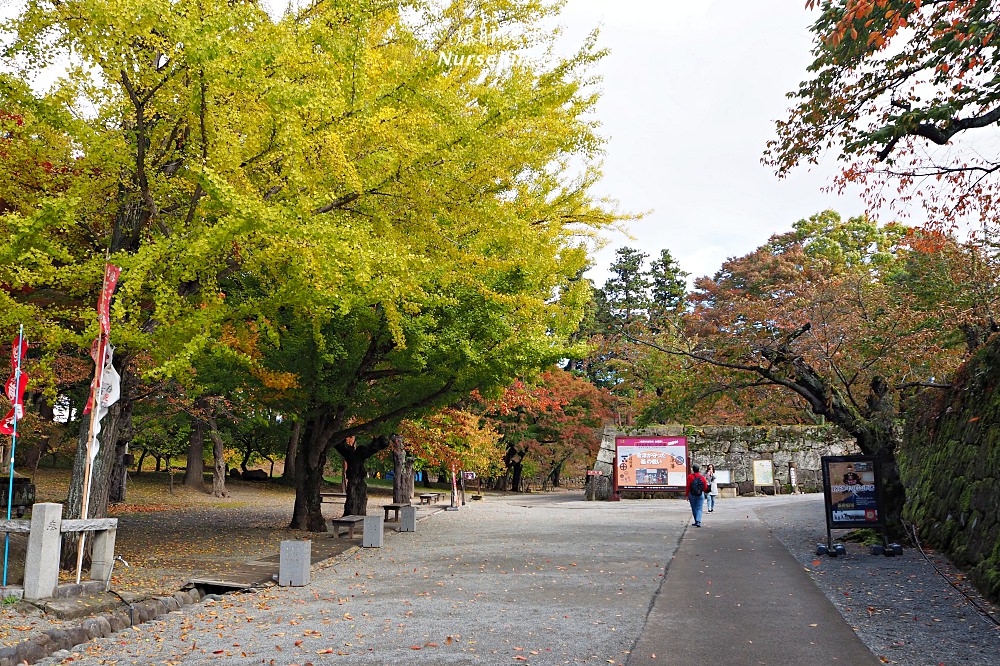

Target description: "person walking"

left=686, top=463, right=709, bottom=527
left=705, top=464, right=719, bottom=512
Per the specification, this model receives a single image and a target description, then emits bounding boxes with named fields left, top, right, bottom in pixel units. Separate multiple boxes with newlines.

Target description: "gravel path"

left=755, top=495, right=1000, bottom=666
left=36, top=493, right=689, bottom=665
left=19, top=492, right=1000, bottom=665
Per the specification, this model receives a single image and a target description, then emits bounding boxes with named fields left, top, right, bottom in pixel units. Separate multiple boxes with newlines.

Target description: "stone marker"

left=398, top=505, right=416, bottom=532
left=278, top=540, right=311, bottom=586
left=362, top=515, right=383, bottom=548
left=24, top=503, right=62, bottom=601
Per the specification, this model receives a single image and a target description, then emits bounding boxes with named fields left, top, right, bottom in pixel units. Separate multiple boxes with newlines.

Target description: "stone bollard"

left=278, top=540, right=311, bottom=586
left=362, top=515, right=383, bottom=548
left=90, top=527, right=118, bottom=584
left=398, top=505, right=416, bottom=533
left=23, top=503, right=63, bottom=601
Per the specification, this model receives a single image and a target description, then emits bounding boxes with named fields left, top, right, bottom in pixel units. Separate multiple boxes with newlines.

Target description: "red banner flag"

left=1, top=336, right=28, bottom=435
left=0, top=408, right=15, bottom=435
left=4, top=371, right=27, bottom=409
left=98, top=263, right=121, bottom=335
left=10, top=337, right=27, bottom=369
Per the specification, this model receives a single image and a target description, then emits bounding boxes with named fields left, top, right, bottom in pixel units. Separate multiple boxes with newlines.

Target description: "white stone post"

left=398, top=505, right=416, bottom=533
left=278, top=540, right=311, bottom=586
left=23, top=503, right=62, bottom=601
left=362, top=515, right=383, bottom=548
left=90, top=527, right=118, bottom=583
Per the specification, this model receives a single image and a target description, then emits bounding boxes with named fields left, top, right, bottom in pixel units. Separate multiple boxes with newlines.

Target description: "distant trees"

left=612, top=211, right=1000, bottom=533
left=479, top=367, right=614, bottom=492
left=575, top=247, right=688, bottom=424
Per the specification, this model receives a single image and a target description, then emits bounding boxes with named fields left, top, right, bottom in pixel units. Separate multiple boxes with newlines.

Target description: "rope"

left=905, top=520, right=1000, bottom=629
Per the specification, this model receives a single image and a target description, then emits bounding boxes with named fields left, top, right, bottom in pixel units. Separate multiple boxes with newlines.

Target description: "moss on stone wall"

left=901, top=339, right=1000, bottom=603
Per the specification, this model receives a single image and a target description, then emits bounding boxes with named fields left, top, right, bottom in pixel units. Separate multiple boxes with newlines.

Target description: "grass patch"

left=839, top=528, right=882, bottom=545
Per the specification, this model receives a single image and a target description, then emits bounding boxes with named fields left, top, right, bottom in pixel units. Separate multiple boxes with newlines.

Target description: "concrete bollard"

left=362, top=515, right=383, bottom=548
left=23, top=503, right=63, bottom=601
left=398, top=505, right=416, bottom=533
left=278, top=540, right=311, bottom=586
left=90, top=527, right=118, bottom=583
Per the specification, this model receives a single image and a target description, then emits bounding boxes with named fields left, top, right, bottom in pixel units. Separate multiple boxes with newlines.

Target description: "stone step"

left=37, top=592, right=131, bottom=620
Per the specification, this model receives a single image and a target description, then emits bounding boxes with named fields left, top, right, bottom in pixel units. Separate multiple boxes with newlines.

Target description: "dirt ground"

left=1, top=467, right=401, bottom=647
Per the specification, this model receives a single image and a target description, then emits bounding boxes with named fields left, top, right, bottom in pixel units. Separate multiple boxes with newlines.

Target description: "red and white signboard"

left=614, top=436, right=688, bottom=492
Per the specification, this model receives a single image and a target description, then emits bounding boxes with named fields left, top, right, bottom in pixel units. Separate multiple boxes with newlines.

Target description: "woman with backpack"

left=687, top=463, right=710, bottom=527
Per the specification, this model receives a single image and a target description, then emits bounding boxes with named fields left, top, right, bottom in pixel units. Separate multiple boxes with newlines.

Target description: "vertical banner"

left=3, top=326, right=27, bottom=586
left=614, top=436, right=688, bottom=492
left=97, top=263, right=121, bottom=335
left=821, top=455, right=883, bottom=529
left=84, top=343, right=121, bottom=459
left=77, top=262, right=121, bottom=583
left=1, top=335, right=29, bottom=435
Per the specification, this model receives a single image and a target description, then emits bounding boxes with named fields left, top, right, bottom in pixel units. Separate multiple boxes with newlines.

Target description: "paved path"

left=629, top=499, right=880, bottom=665
left=35, top=493, right=880, bottom=665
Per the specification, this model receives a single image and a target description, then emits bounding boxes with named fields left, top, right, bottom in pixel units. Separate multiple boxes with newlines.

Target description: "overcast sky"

left=558, top=0, right=869, bottom=286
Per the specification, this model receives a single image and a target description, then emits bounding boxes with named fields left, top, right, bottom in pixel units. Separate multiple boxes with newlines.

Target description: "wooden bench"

left=330, top=515, right=365, bottom=538
left=320, top=492, right=347, bottom=503
left=382, top=503, right=410, bottom=522
left=418, top=492, right=443, bottom=505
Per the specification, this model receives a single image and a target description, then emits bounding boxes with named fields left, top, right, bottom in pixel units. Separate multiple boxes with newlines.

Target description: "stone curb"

left=0, top=587, right=206, bottom=666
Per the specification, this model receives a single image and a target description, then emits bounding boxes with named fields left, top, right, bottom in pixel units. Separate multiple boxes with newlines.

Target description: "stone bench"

left=320, top=492, right=347, bottom=502
left=382, top=503, right=410, bottom=522
left=418, top=492, right=443, bottom=505
left=330, top=515, right=365, bottom=538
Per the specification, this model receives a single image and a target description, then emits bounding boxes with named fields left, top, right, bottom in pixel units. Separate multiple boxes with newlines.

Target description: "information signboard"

left=821, top=455, right=883, bottom=529
left=752, top=459, right=774, bottom=486
left=614, top=436, right=687, bottom=492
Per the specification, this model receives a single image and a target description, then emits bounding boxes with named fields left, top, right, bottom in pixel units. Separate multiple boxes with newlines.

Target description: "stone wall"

left=900, top=340, right=1000, bottom=602
left=586, top=424, right=858, bottom=499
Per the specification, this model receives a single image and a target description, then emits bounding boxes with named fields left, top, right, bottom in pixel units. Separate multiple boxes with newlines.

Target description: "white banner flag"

left=89, top=343, right=121, bottom=462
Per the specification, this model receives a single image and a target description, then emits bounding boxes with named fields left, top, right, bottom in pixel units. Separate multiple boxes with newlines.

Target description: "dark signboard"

left=821, top=455, right=883, bottom=529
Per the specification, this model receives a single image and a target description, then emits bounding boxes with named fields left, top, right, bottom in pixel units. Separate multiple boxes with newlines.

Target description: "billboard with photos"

left=821, top=455, right=883, bottom=529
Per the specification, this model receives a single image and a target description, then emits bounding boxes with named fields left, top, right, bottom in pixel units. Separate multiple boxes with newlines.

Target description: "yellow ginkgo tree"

left=1, top=0, right=623, bottom=533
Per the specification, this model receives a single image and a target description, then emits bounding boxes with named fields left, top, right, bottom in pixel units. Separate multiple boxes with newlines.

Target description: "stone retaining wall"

left=587, top=424, right=858, bottom=499
left=901, top=340, right=1000, bottom=603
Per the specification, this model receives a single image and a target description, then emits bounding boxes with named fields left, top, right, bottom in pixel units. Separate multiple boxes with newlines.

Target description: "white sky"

left=557, top=0, right=870, bottom=285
